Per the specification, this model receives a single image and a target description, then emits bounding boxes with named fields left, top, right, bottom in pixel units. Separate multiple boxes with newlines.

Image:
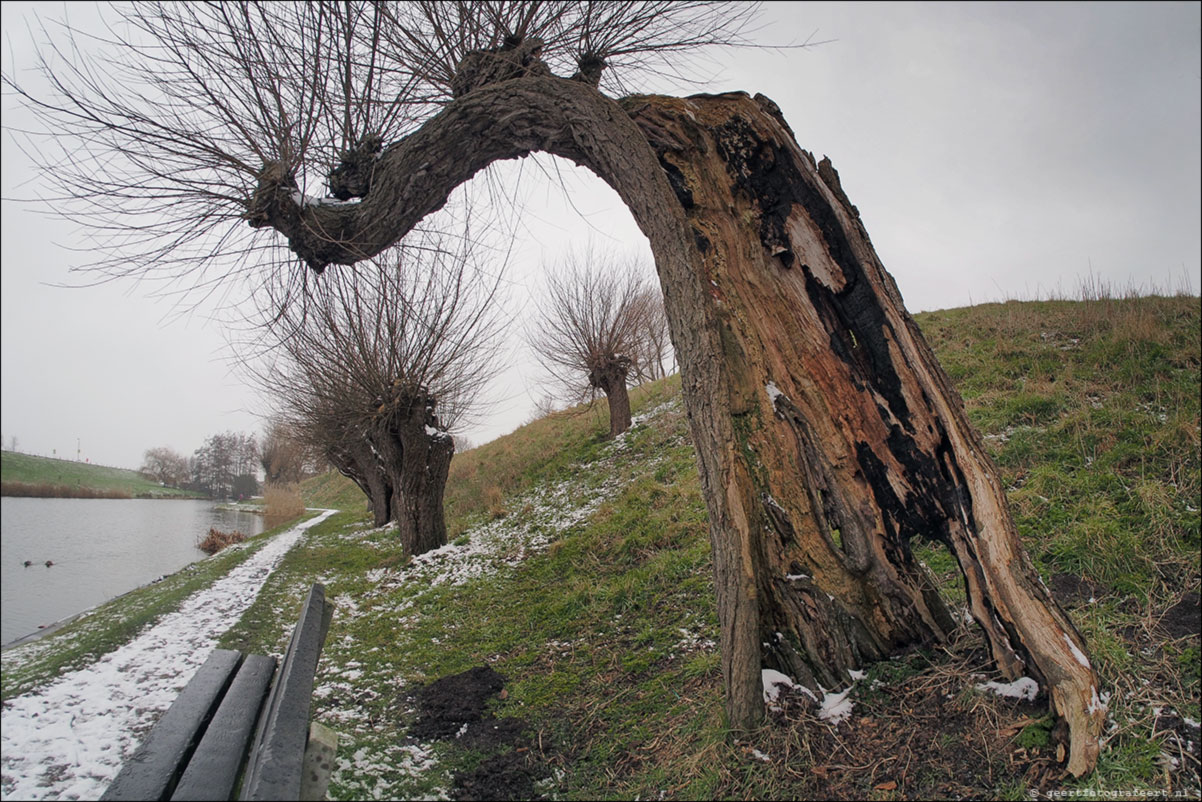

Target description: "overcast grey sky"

left=2, top=1, right=1199, bottom=470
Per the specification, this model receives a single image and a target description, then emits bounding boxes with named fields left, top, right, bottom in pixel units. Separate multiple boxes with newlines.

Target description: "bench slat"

left=239, top=584, right=333, bottom=801
left=101, top=649, right=243, bottom=801
left=169, top=654, right=278, bottom=801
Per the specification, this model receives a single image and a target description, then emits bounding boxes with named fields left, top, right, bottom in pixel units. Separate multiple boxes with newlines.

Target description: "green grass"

left=287, top=296, right=1198, bottom=800
left=1, top=450, right=201, bottom=498
left=3, top=296, right=1197, bottom=800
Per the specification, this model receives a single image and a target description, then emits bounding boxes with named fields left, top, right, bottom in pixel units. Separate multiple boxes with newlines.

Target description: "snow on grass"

left=309, top=429, right=663, bottom=797
left=976, top=676, right=1040, bottom=702
left=0, top=510, right=335, bottom=801
left=329, top=742, right=444, bottom=801
left=669, top=627, right=716, bottom=658
left=368, top=465, right=624, bottom=601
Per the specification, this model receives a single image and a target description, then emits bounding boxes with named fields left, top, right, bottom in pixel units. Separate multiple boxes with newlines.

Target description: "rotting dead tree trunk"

left=588, top=354, right=633, bottom=438
left=248, top=64, right=1104, bottom=776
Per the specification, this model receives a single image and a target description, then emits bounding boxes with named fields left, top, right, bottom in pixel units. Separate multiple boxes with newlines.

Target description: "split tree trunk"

left=329, top=440, right=392, bottom=528
left=369, top=392, right=455, bottom=556
left=250, top=69, right=1104, bottom=776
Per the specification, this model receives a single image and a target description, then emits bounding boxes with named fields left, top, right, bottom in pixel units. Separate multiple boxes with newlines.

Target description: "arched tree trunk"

left=249, top=69, right=1104, bottom=776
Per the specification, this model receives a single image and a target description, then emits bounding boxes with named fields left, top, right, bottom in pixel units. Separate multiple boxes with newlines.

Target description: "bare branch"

left=3, top=1, right=770, bottom=301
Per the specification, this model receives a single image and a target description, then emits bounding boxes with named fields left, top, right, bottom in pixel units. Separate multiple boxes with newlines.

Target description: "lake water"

left=0, top=497, right=266, bottom=646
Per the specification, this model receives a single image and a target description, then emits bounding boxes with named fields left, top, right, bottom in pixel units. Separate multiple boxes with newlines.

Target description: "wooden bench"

left=101, top=584, right=337, bottom=801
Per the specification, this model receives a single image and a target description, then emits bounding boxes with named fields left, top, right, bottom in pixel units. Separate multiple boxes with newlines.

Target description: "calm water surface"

left=1, top=497, right=266, bottom=646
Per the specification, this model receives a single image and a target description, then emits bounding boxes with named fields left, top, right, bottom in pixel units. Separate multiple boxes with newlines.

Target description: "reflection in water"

left=0, top=498, right=266, bottom=646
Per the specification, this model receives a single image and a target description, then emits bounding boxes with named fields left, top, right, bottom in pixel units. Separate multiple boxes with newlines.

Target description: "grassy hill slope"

left=1, top=451, right=201, bottom=498
left=9, top=296, right=1191, bottom=799
left=250, top=295, right=1197, bottom=800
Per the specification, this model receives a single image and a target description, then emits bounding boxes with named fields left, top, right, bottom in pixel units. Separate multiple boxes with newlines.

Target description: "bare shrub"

left=197, top=527, right=246, bottom=555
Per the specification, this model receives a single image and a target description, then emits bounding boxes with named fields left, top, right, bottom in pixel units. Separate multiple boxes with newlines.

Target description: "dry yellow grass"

left=263, top=482, right=306, bottom=528
left=196, top=527, right=246, bottom=555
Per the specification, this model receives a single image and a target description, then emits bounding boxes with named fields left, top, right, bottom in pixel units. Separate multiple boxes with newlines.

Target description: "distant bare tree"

left=190, top=431, right=258, bottom=499
left=528, top=248, right=657, bottom=437
left=260, top=420, right=320, bottom=485
left=248, top=231, right=505, bottom=553
left=140, top=446, right=189, bottom=487
left=628, top=284, right=673, bottom=383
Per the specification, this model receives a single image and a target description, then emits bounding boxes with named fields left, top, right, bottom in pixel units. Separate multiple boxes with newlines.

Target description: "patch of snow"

left=765, top=381, right=784, bottom=406
left=785, top=573, right=809, bottom=581
left=761, top=668, right=798, bottom=711
left=848, top=669, right=867, bottom=681
left=819, top=687, right=854, bottom=723
left=976, top=676, right=1040, bottom=701
left=751, top=748, right=771, bottom=762
left=334, top=593, right=360, bottom=616
left=1064, top=633, right=1091, bottom=669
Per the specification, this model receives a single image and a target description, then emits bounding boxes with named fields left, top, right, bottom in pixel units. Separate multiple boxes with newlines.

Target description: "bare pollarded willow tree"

left=528, top=247, right=666, bottom=438
left=247, top=231, right=506, bottom=554
left=5, top=0, right=1106, bottom=775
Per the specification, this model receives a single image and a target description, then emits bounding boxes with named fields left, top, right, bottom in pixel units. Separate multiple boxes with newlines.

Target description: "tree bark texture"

left=367, top=391, right=455, bottom=556
left=251, top=72, right=1104, bottom=775
left=589, top=356, right=633, bottom=438
left=329, top=439, right=392, bottom=528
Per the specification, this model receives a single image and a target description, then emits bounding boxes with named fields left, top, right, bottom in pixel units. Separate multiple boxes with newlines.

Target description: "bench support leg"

left=300, top=722, right=338, bottom=801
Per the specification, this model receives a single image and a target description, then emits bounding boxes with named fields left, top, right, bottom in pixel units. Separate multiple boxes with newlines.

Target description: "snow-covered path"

left=0, top=509, right=335, bottom=801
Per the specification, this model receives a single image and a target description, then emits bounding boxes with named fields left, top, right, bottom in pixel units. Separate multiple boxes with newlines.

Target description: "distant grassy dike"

left=0, top=451, right=201, bottom=498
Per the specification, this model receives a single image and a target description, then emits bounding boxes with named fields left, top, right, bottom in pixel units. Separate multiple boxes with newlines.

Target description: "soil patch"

left=1049, top=572, right=1106, bottom=604
left=459, top=716, right=530, bottom=750
left=409, top=665, right=506, bottom=740
left=408, top=665, right=548, bottom=800
left=452, top=752, right=540, bottom=801
left=1159, top=592, right=1201, bottom=640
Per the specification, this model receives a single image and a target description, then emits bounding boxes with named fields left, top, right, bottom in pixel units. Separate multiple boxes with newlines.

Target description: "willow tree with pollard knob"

left=242, top=233, right=505, bottom=554
left=528, top=245, right=668, bottom=439
left=4, top=0, right=1105, bottom=775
